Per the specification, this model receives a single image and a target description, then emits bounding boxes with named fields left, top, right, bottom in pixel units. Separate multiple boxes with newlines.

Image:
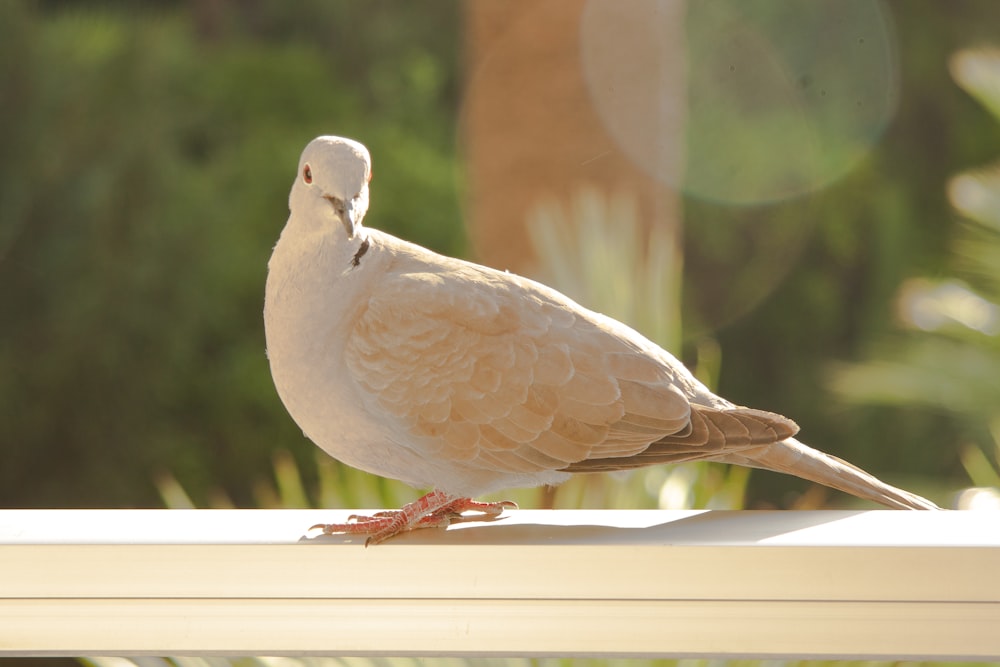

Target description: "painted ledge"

left=1, top=508, right=998, bottom=659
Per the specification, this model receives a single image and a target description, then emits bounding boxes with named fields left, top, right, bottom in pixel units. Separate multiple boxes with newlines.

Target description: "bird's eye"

left=303, top=164, right=313, bottom=184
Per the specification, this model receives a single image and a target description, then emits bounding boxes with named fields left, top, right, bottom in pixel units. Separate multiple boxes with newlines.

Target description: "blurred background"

left=3, top=0, right=1000, bottom=515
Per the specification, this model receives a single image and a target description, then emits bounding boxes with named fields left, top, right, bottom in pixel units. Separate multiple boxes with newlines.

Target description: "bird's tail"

left=716, top=437, right=940, bottom=510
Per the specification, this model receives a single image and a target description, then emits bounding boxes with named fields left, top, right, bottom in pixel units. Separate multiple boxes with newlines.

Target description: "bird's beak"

left=324, top=195, right=359, bottom=239
left=343, top=199, right=361, bottom=239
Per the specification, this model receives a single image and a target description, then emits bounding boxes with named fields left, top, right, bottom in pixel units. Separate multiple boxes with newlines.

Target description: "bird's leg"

left=310, top=490, right=518, bottom=545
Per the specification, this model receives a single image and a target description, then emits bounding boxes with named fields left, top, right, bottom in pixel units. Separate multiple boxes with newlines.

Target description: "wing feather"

left=345, top=263, right=794, bottom=483
left=491, top=416, right=539, bottom=443
left=506, top=401, right=554, bottom=432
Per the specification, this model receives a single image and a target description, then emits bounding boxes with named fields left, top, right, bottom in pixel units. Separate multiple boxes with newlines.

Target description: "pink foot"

left=310, top=490, right=517, bottom=545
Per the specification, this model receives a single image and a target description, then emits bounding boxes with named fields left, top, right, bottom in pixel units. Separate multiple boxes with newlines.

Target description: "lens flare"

left=581, top=0, right=899, bottom=205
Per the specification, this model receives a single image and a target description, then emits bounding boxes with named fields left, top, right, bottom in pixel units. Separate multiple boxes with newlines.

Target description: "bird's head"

left=290, top=136, right=372, bottom=239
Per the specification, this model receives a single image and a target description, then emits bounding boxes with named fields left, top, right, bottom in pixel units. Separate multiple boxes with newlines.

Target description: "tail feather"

left=714, top=437, right=940, bottom=510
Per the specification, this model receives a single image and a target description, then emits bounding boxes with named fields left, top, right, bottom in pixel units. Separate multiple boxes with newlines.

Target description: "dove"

left=264, top=135, right=939, bottom=544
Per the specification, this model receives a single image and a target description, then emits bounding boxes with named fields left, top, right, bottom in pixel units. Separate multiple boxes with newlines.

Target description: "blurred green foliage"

left=688, top=2, right=1000, bottom=503
left=0, top=0, right=463, bottom=507
left=2, top=0, right=998, bottom=510
left=830, top=48, right=1000, bottom=504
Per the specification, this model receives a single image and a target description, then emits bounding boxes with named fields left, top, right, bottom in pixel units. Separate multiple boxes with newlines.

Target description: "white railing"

left=1, top=509, right=998, bottom=658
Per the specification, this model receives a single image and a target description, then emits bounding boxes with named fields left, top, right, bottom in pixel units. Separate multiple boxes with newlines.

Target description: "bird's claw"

left=309, top=495, right=518, bottom=544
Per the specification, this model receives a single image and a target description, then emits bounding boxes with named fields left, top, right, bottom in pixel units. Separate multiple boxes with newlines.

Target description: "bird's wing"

left=345, top=263, right=793, bottom=474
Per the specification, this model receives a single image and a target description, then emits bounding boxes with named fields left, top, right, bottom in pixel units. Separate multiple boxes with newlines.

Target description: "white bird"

left=264, top=136, right=938, bottom=544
